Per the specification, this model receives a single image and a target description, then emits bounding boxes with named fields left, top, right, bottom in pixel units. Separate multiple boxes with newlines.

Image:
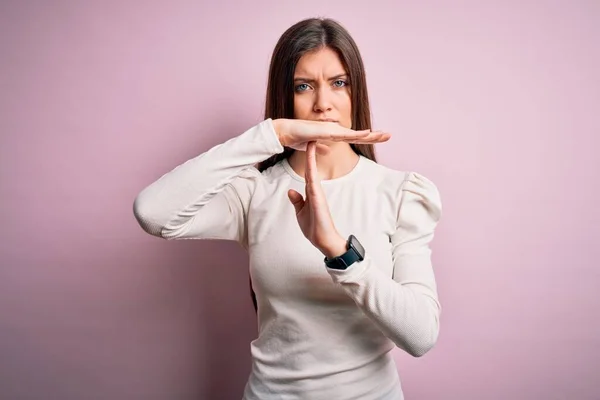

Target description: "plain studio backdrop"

left=1, top=1, right=598, bottom=399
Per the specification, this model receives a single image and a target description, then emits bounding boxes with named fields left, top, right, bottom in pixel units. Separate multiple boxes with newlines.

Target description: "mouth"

left=317, top=119, right=338, bottom=123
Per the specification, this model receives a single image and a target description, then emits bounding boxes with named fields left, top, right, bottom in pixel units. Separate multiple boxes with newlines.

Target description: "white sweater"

left=133, top=119, right=443, bottom=400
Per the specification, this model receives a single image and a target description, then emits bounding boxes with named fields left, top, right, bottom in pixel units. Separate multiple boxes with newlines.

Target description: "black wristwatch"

left=324, top=234, right=366, bottom=270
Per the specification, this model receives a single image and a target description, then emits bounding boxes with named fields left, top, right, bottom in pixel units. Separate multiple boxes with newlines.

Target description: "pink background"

left=1, top=1, right=599, bottom=399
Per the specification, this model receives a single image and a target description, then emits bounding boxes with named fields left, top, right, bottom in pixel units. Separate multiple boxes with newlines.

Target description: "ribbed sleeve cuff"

left=258, top=118, right=284, bottom=155
left=325, top=256, right=372, bottom=284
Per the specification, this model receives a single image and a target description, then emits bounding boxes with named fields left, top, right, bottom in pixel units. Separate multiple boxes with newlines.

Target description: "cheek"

left=293, top=96, right=310, bottom=118
left=338, top=94, right=352, bottom=122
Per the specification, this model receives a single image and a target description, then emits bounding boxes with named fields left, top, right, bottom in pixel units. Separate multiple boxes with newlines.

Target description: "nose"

left=313, top=86, right=333, bottom=113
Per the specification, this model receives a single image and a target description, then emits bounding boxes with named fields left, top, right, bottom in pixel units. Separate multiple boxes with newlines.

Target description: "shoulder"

left=399, top=171, right=442, bottom=224
left=360, top=158, right=442, bottom=223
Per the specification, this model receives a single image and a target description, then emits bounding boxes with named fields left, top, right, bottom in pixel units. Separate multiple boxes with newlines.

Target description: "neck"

left=287, top=142, right=360, bottom=181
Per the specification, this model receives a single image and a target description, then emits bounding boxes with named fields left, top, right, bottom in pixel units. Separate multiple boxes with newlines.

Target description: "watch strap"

left=324, top=237, right=362, bottom=270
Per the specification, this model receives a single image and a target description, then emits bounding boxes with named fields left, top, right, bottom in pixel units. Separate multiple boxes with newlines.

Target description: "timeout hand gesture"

left=274, top=118, right=391, bottom=259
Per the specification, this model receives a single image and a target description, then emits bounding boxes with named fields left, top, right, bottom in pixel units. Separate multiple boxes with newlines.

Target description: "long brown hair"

left=251, top=18, right=377, bottom=312
left=257, top=17, right=378, bottom=172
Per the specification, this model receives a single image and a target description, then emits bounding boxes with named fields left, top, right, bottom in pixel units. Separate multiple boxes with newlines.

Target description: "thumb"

left=287, top=189, right=304, bottom=214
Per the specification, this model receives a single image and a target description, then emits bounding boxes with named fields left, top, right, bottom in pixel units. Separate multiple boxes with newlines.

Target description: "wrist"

left=322, top=236, right=348, bottom=259
left=272, top=119, right=287, bottom=146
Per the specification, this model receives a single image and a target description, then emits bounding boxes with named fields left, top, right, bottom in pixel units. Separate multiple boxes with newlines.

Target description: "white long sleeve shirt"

left=133, top=118, right=443, bottom=400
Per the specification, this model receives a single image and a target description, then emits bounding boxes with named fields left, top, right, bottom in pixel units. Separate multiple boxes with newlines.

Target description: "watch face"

left=349, top=235, right=365, bottom=260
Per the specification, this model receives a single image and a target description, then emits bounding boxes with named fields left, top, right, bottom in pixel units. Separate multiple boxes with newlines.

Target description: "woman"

left=134, top=17, right=442, bottom=400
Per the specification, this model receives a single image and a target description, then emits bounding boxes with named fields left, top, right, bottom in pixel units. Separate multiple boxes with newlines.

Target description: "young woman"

left=134, top=17, right=442, bottom=400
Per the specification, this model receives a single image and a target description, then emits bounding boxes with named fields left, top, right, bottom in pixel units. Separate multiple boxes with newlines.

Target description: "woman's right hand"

left=272, top=119, right=391, bottom=155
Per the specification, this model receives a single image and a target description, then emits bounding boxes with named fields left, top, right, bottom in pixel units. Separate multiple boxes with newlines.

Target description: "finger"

left=305, top=141, right=316, bottom=182
left=305, top=141, right=319, bottom=197
left=325, top=129, right=372, bottom=141
left=287, top=189, right=304, bottom=214
left=309, top=122, right=370, bottom=141
left=337, top=131, right=392, bottom=144
left=320, top=125, right=388, bottom=142
left=315, top=121, right=371, bottom=135
left=351, top=133, right=392, bottom=144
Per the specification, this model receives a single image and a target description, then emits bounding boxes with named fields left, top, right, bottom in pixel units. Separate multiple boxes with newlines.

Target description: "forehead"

left=294, top=47, right=346, bottom=76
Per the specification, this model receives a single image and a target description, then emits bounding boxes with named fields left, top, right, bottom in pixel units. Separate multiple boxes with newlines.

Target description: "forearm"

left=326, top=256, right=441, bottom=357
left=133, top=119, right=283, bottom=237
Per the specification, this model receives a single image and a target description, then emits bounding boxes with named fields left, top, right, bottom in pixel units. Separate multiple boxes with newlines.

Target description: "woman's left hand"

left=287, top=141, right=348, bottom=259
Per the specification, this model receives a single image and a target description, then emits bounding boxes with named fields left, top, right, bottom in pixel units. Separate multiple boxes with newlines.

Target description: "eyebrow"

left=293, top=74, right=348, bottom=83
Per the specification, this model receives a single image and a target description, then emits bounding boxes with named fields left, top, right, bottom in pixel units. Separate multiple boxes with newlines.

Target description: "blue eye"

left=333, top=80, right=347, bottom=87
left=295, top=83, right=310, bottom=92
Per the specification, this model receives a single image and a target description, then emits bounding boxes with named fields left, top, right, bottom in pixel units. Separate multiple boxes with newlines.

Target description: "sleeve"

left=325, top=172, right=442, bottom=357
left=132, top=118, right=284, bottom=248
